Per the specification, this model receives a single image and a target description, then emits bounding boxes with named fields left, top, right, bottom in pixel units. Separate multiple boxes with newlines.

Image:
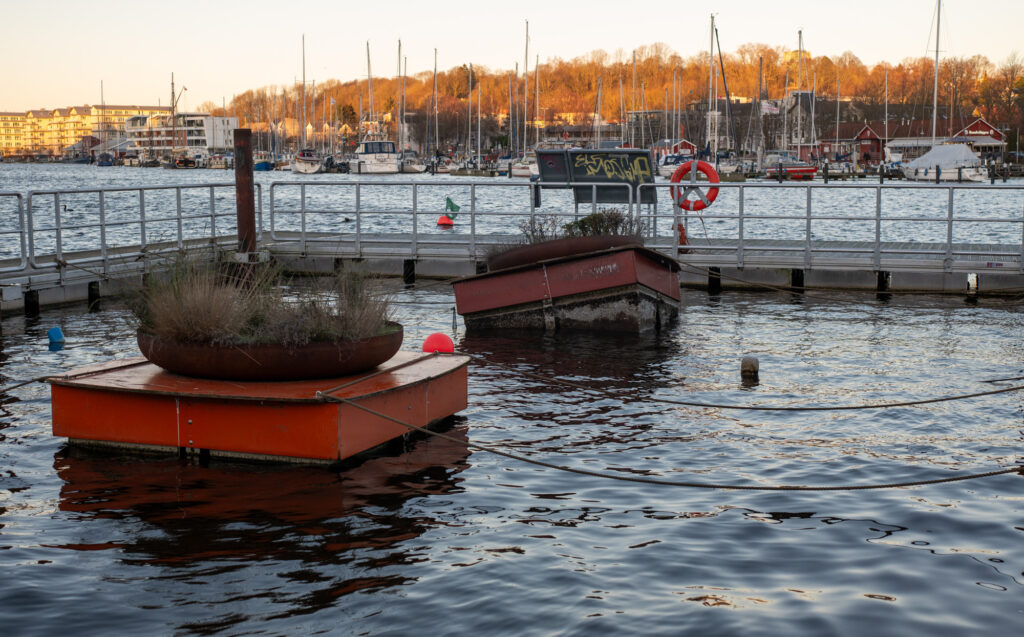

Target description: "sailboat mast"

left=535, top=54, right=540, bottom=147
left=884, top=67, right=889, bottom=145
left=509, top=72, right=516, bottom=155
left=835, top=78, right=840, bottom=151
left=433, top=49, right=439, bottom=153
left=811, top=71, right=817, bottom=150
left=367, top=42, right=375, bottom=136
left=403, top=56, right=407, bottom=152
left=631, top=50, right=637, bottom=148
left=523, top=20, right=529, bottom=155
left=619, top=77, right=625, bottom=144
left=708, top=14, right=715, bottom=156
left=170, top=73, right=176, bottom=156
left=477, top=83, right=481, bottom=161
left=467, top=63, right=473, bottom=159
left=397, top=40, right=402, bottom=150
left=932, top=0, right=940, bottom=144
left=797, top=30, right=803, bottom=152
left=301, top=35, right=306, bottom=147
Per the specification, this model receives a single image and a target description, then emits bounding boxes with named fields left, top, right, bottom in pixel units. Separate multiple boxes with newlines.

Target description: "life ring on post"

left=669, top=160, right=720, bottom=211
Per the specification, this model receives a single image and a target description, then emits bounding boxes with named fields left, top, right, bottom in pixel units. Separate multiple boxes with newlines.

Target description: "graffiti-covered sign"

left=536, top=149, right=656, bottom=204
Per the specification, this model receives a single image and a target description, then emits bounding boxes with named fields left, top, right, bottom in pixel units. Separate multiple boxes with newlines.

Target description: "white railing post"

left=804, top=185, right=812, bottom=268
left=411, top=184, right=419, bottom=257
left=175, top=187, right=184, bottom=250
left=737, top=185, right=745, bottom=269
left=139, top=189, right=147, bottom=252
left=355, top=183, right=362, bottom=257
left=945, top=186, right=954, bottom=272
left=874, top=185, right=882, bottom=271
left=98, top=190, right=108, bottom=275
left=300, top=183, right=307, bottom=253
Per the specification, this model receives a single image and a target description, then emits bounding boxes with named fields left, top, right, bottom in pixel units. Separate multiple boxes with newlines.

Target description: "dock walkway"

left=1, top=180, right=1022, bottom=313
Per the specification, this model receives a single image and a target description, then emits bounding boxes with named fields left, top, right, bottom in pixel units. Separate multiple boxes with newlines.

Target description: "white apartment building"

left=125, top=113, right=238, bottom=158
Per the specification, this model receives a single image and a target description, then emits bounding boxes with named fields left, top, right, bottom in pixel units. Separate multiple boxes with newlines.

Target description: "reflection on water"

left=52, top=425, right=470, bottom=631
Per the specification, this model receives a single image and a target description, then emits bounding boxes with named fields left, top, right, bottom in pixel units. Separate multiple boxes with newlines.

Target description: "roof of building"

left=825, top=116, right=1002, bottom=143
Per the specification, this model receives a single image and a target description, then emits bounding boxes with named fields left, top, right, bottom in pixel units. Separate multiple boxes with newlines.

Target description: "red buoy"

left=422, top=333, right=455, bottom=353
left=437, top=215, right=455, bottom=226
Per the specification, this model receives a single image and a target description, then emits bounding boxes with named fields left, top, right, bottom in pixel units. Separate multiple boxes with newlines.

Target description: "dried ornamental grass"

left=130, top=261, right=392, bottom=347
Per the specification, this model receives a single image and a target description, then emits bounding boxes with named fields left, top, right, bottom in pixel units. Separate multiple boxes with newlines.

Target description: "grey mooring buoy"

left=741, top=356, right=760, bottom=380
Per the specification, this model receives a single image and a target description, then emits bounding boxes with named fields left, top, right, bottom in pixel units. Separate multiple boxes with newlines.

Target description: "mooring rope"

left=0, top=375, right=55, bottom=394
left=463, top=352, right=1024, bottom=412
left=53, top=258, right=108, bottom=280
left=320, top=391, right=1022, bottom=491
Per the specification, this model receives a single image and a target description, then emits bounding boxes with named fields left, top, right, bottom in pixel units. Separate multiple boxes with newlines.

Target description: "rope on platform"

left=53, top=258, right=108, bottom=280
left=320, top=391, right=1023, bottom=491
left=461, top=352, right=1024, bottom=412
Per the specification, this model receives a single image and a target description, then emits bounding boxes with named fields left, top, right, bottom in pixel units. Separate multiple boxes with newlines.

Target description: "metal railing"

left=3, top=178, right=1023, bottom=291
left=21, top=183, right=262, bottom=280
left=636, top=180, right=1024, bottom=272
left=267, top=180, right=635, bottom=258
left=0, top=192, right=28, bottom=273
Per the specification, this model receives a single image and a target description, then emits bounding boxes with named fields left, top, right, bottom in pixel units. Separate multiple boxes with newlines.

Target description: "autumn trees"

left=203, top=43, right=1024, bottom=153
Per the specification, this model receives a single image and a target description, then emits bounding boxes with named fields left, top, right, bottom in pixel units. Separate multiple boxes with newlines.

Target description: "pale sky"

left=2, top=0, right=1020, bottom=112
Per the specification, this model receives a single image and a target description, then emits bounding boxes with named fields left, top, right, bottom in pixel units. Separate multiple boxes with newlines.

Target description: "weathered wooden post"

left=234, top=129, right=257, bottom=255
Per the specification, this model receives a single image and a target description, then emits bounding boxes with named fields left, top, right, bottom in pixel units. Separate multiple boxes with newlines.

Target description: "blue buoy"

left=48, top=327, right=65, bottom=351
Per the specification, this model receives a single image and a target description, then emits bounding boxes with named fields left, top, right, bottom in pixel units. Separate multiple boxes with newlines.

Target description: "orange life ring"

left=669, top=160, right=720, bottom=211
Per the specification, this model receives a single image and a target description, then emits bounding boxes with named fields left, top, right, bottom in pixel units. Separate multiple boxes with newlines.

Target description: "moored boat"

left=453, top=238, right=680, bottom=332
left=902, top=143, right=986, bottom=182
left=291, top=148, right=323, bottom=174
left=350, top=140, right=401, bottom=174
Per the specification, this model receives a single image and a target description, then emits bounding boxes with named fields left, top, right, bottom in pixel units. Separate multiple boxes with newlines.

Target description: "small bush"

left=129, top=259, right=391, bottom=346
left=562, top=209, right=645, bottom=239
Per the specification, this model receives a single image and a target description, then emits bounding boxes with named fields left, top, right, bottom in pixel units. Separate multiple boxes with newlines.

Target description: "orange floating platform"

left=49, top=351, right=470, bottom=464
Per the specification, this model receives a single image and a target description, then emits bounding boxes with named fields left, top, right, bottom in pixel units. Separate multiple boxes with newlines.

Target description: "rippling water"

left=1, top=278, right=1023, bottom=635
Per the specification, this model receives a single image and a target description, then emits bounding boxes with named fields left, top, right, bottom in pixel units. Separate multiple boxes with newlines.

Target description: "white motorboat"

left=902, top=143, right=986, bottom=182
left=350, top=140, right=400, bottom=174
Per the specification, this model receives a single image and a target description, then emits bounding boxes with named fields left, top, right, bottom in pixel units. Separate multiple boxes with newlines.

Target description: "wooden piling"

left=234, top=129, right=257, bottom=255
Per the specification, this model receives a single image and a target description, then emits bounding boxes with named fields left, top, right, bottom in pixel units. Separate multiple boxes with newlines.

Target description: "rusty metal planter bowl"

left=136, top=322, right=403, bottom=381
left=487, top=235, right=641, bottom=272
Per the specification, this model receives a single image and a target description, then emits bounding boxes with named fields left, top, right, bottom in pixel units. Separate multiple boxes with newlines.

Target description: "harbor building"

left=1, top=105, right=169, bottom=156
left=0, top=112, right=25, bottom=156
left=124, top=112, right=239, bottom=160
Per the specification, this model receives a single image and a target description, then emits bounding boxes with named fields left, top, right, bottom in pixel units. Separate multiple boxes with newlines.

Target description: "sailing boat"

left=902, top=0, right=985, bottom=182
left=292, top=35, right=324, bottom=175
left=96, top=81, right=114, bottom=167
left=351, top=41, right=401, bottom=174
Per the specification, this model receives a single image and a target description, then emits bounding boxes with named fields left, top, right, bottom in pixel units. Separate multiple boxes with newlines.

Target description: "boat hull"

left=291, top=158, right=323, bottom=174
left=903, top=166, right=987, bottom=182
left=352, top=157, right=400, bottom=174
left=50, top=351, right=469, bottom=464
left=453, top=245, right=680, bottom=332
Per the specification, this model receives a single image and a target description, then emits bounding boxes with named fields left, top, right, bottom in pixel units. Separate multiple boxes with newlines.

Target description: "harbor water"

left=1, top=164, right=1023, bottom=635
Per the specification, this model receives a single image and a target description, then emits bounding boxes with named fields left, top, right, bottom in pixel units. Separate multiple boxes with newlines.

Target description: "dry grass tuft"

left=130, top=259, right=392, bottom=346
